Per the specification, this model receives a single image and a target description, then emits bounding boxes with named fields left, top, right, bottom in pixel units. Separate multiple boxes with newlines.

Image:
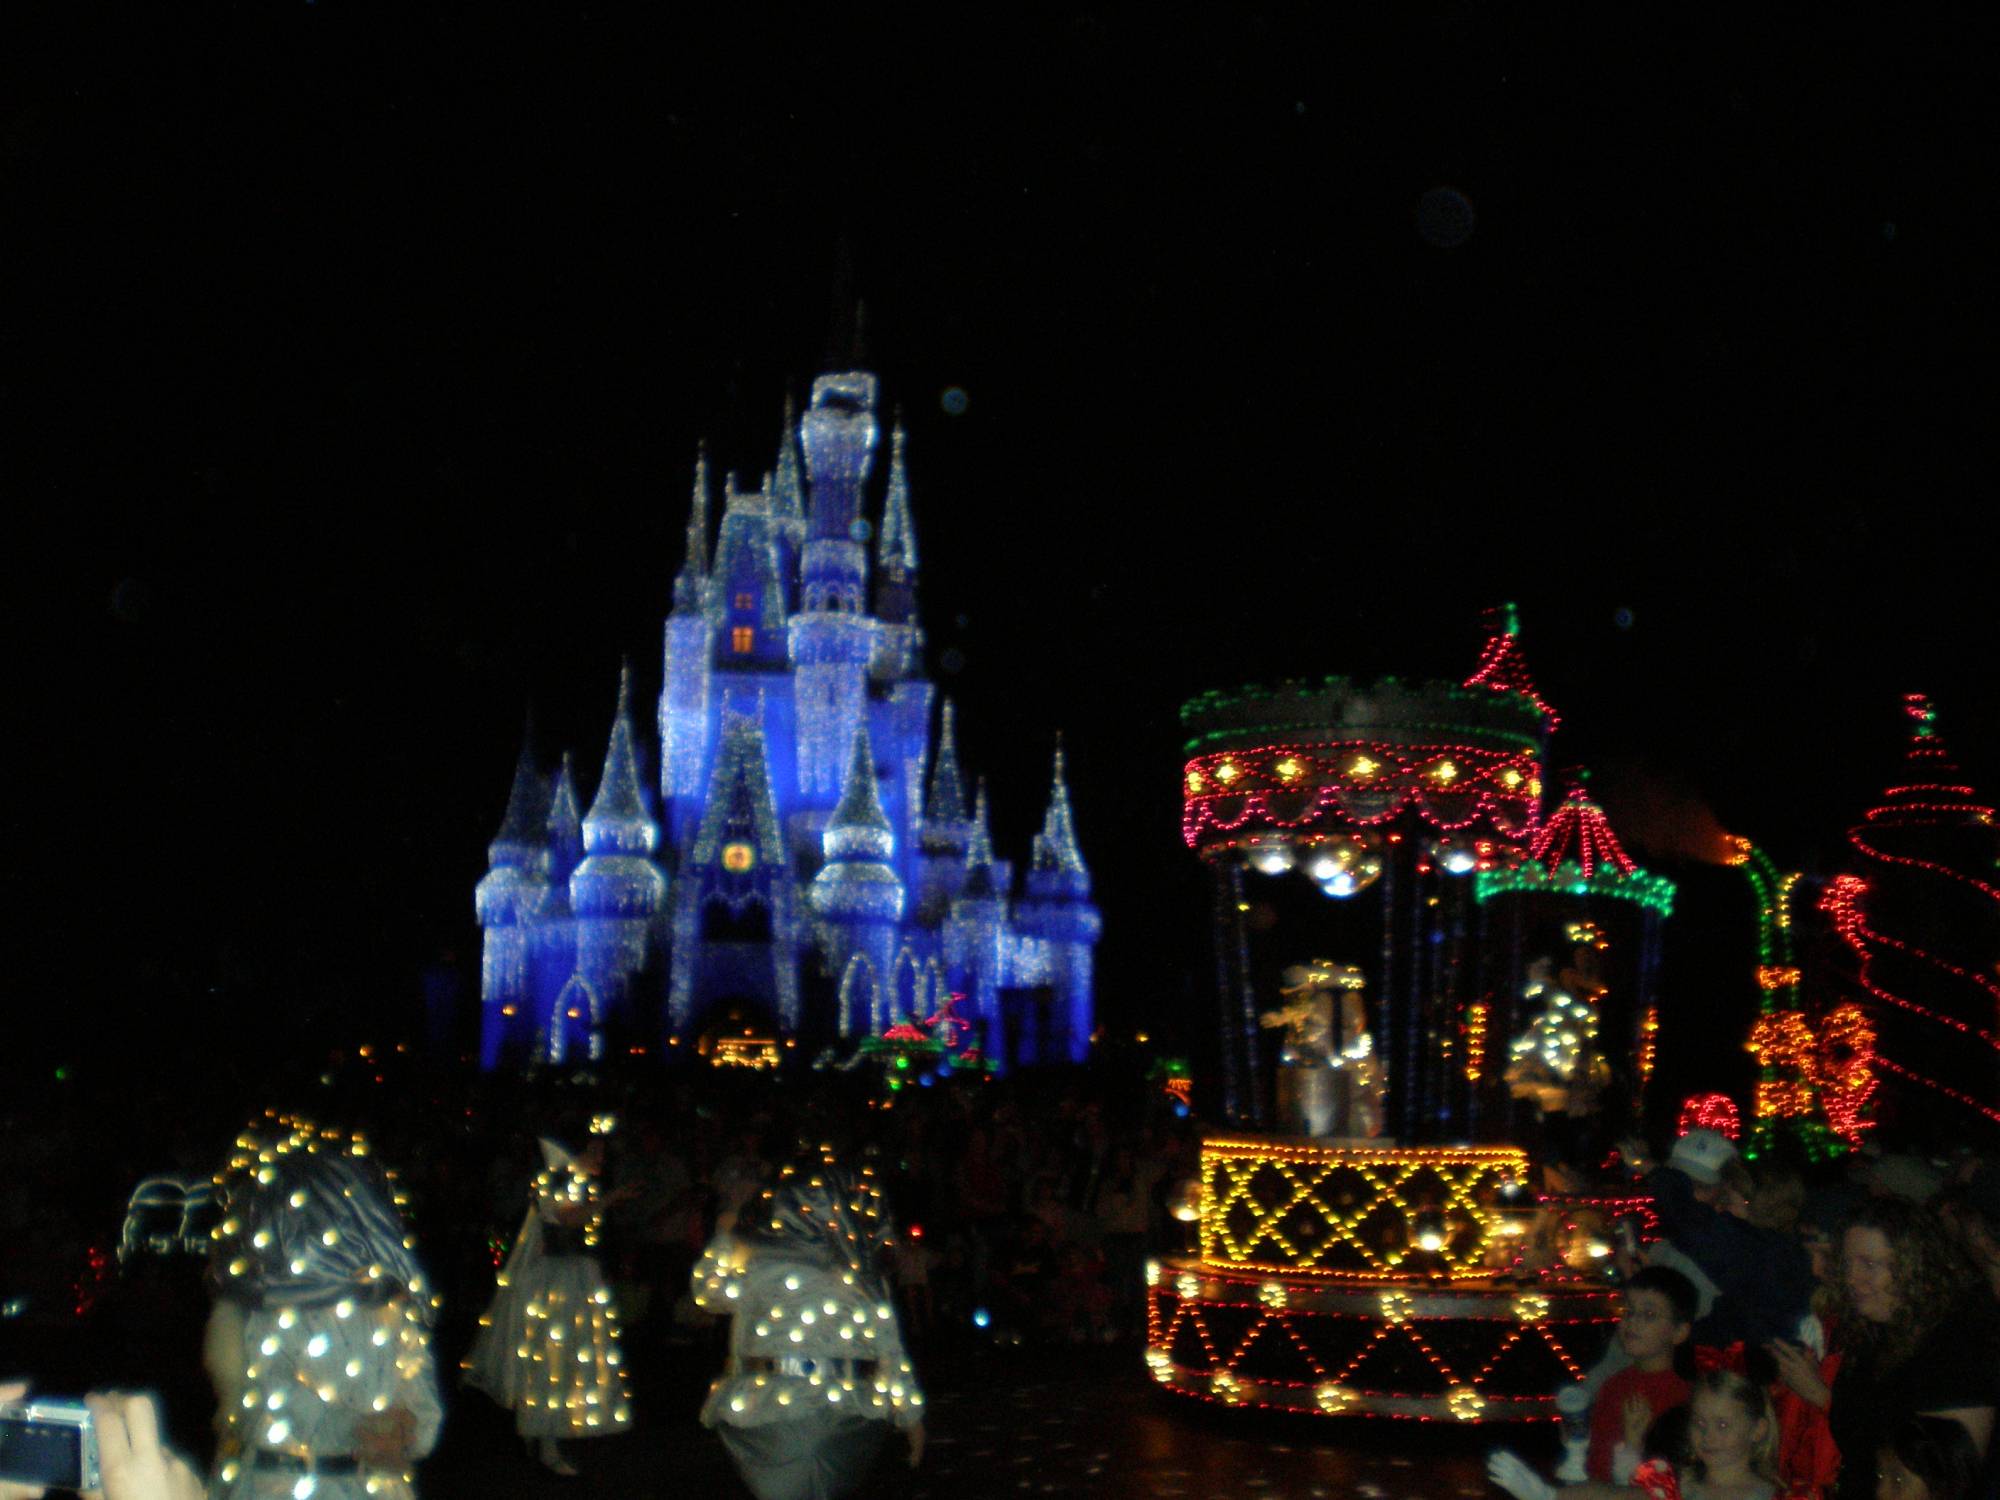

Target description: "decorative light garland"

left=1182, top=738, right=1540, bottom=849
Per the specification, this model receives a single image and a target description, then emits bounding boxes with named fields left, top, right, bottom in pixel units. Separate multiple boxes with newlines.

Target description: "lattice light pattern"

left=1197, top=1139, right=1531, bottom=1281
left=1145, top=1259, right=1615, bottom=1423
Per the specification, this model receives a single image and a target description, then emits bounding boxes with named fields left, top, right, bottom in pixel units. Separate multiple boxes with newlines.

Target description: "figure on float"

left=1261, top=959, right=1386, bottom=1139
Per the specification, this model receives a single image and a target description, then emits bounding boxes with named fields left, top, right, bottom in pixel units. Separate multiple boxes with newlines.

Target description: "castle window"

left=734, top=592, right=754, bottom=610
left=731, top=626, right=754, bottom=654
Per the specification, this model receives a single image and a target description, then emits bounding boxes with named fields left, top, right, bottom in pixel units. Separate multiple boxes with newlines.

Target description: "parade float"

left=1146, top=609, right=1675, bottom=1423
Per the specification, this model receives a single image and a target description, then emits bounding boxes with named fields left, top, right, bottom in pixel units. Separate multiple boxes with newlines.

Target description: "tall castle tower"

left=475, top=369, right=1099, bottom=1068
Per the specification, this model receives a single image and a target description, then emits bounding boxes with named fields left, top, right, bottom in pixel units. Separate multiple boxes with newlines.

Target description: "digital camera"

left=0, top=1398, right=102, bottom=1492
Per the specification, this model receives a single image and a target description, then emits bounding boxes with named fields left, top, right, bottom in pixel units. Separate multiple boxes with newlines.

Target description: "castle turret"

left=810, top=721, right=905, bottom=1036
left=569, top=664, right=666, bottom=1054
left=1016, top=738, right=1102, bottom=1063
left=475, top=730, right=551, bottom=1070
left=947, top=780, right=1010, bottom=1060
left=871, top=418, right=923, bottom=681
left=789, top=374, right=880, bottom=806
left=768, top=393, right=806, bottom=600
left=914, top=699, right=971, bottom=921
left=524, top=754, right=586, bottom=1060
left=662, top=449, right=717, bottom=836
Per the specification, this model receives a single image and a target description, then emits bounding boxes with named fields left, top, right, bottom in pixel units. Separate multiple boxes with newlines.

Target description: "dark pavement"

left=7, top=1272, right=1518, bottom=1499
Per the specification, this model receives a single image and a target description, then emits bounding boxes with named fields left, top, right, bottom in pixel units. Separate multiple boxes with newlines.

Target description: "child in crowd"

left=1873, top=1415, right=1984, bottom=1500
left=1490, top=1267, right=1698, bottom=1499
left=1587, top=1267, right=1700, bottom=1482
left=1677, top=1369, right=1779, bottom=1499
left=1489, top=1368, right=1774, bottom=1500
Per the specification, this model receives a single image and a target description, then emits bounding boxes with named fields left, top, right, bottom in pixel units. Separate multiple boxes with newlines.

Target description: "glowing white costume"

left=464, top=1141, right=632, bottom=1438
left=692, top=1157, right=922, bottom=1500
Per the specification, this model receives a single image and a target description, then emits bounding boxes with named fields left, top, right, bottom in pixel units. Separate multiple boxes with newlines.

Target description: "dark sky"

left=6, top=8, right=1994, bottom=1080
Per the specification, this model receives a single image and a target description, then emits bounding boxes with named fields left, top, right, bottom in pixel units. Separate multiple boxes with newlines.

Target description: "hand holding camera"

left=0, top=1385, right=202, bottom=1500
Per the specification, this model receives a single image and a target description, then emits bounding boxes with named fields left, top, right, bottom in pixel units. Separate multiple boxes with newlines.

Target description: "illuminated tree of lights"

left=1821, top=696, right=2000, bottom=1131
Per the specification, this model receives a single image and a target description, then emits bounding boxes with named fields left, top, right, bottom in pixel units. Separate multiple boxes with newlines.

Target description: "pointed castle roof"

left=544, top=753, right=585, bottom=907
left=582, top=662, right=660, bottom=856
left=824, top=721, right=895, bottom=863
left=877, top=419, right=918, bottom=573
left=960, top=781, right=1001, bottom=901
left=769, top=392, right=805, bottom=529
left=1035, top=737, right=1087, bottom=877
left=488, top=727, right=552, bottom=867
left=476, top=724, right=552, bottom=928
left=811, top=721, right=903, bottom=922
left=926, top=699, right=968, bottom=828
left=673, top=444, right=711, bottom=611
left=1465, top=602, right=1560, bottom=730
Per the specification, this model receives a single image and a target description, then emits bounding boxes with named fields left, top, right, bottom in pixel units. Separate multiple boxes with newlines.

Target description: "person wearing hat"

left=1642, top=1128, right=1816, bottom=1352
left=465, top=1120, right=633, bottom=1475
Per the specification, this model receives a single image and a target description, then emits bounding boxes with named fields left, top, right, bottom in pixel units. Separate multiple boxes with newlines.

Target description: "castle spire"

left=489, top=720, right=551, bottom=861
left=769, top=392, right=804, bottom=526
left=962, top=780, right=999, bottom=898
left=546, top=752, right=584, bottom=890
left=673, top=444, right=712, bottom=611
left=810, top=719, right=904, bottom=924
left=927, top=699, right=967, bottom=824
left=582, top=661, right=657, bottom=851
left=1036, top=735, right=1088, bottom=878
left=825, top=720, right=893, bottom=861
left=877, top=417, right=918, bottom=573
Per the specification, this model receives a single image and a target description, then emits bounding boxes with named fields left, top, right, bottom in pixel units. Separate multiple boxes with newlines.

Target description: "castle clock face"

left=721, top=842, right=756, bottom=872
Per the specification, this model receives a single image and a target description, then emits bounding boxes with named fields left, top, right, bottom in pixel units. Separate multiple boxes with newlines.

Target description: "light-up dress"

left=692, top=1153, right=924, bottom=1500
left=464, top=1140, right=632, bottom=1439
left=206, top=1126, right=444, bottom=1500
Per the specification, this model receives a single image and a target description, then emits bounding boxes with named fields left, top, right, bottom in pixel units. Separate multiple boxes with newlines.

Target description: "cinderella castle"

left=474, top=370, right=1100, bottom=1071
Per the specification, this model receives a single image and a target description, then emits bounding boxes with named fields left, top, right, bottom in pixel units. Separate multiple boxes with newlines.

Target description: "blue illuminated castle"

left=474, top=371, right=1099, bottom=1071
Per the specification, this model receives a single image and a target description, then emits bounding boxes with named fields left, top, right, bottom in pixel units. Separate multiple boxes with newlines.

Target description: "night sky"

left=8, top=9, right=1993, bottom=1091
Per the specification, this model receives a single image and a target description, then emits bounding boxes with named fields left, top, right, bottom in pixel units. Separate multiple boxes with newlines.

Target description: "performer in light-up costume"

left=465, top=1116, right=632, bottom=1474
left=204, top=1127, right=443, bottom=1500
left=692, top=1148, right=924, bottom=1500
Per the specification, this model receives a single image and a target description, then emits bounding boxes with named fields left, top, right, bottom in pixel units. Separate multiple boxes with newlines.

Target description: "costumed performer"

left=203, top=1125, right=444, bottom=1500
left=692, top=1147, right=925, bottom=1500
left=1260, top=960, right=1383, bottom=1138
left=464, top=1116, right=632, bottom=1476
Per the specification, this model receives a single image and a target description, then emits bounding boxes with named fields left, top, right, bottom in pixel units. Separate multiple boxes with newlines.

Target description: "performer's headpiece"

left=741, top=1144, right=894, bottom=1281
left=210, top=1119, right=432, bottom=1324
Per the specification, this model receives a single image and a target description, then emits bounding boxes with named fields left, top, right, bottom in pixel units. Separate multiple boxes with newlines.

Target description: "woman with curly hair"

left=1777, top=1198, right=2000, bottom=1500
